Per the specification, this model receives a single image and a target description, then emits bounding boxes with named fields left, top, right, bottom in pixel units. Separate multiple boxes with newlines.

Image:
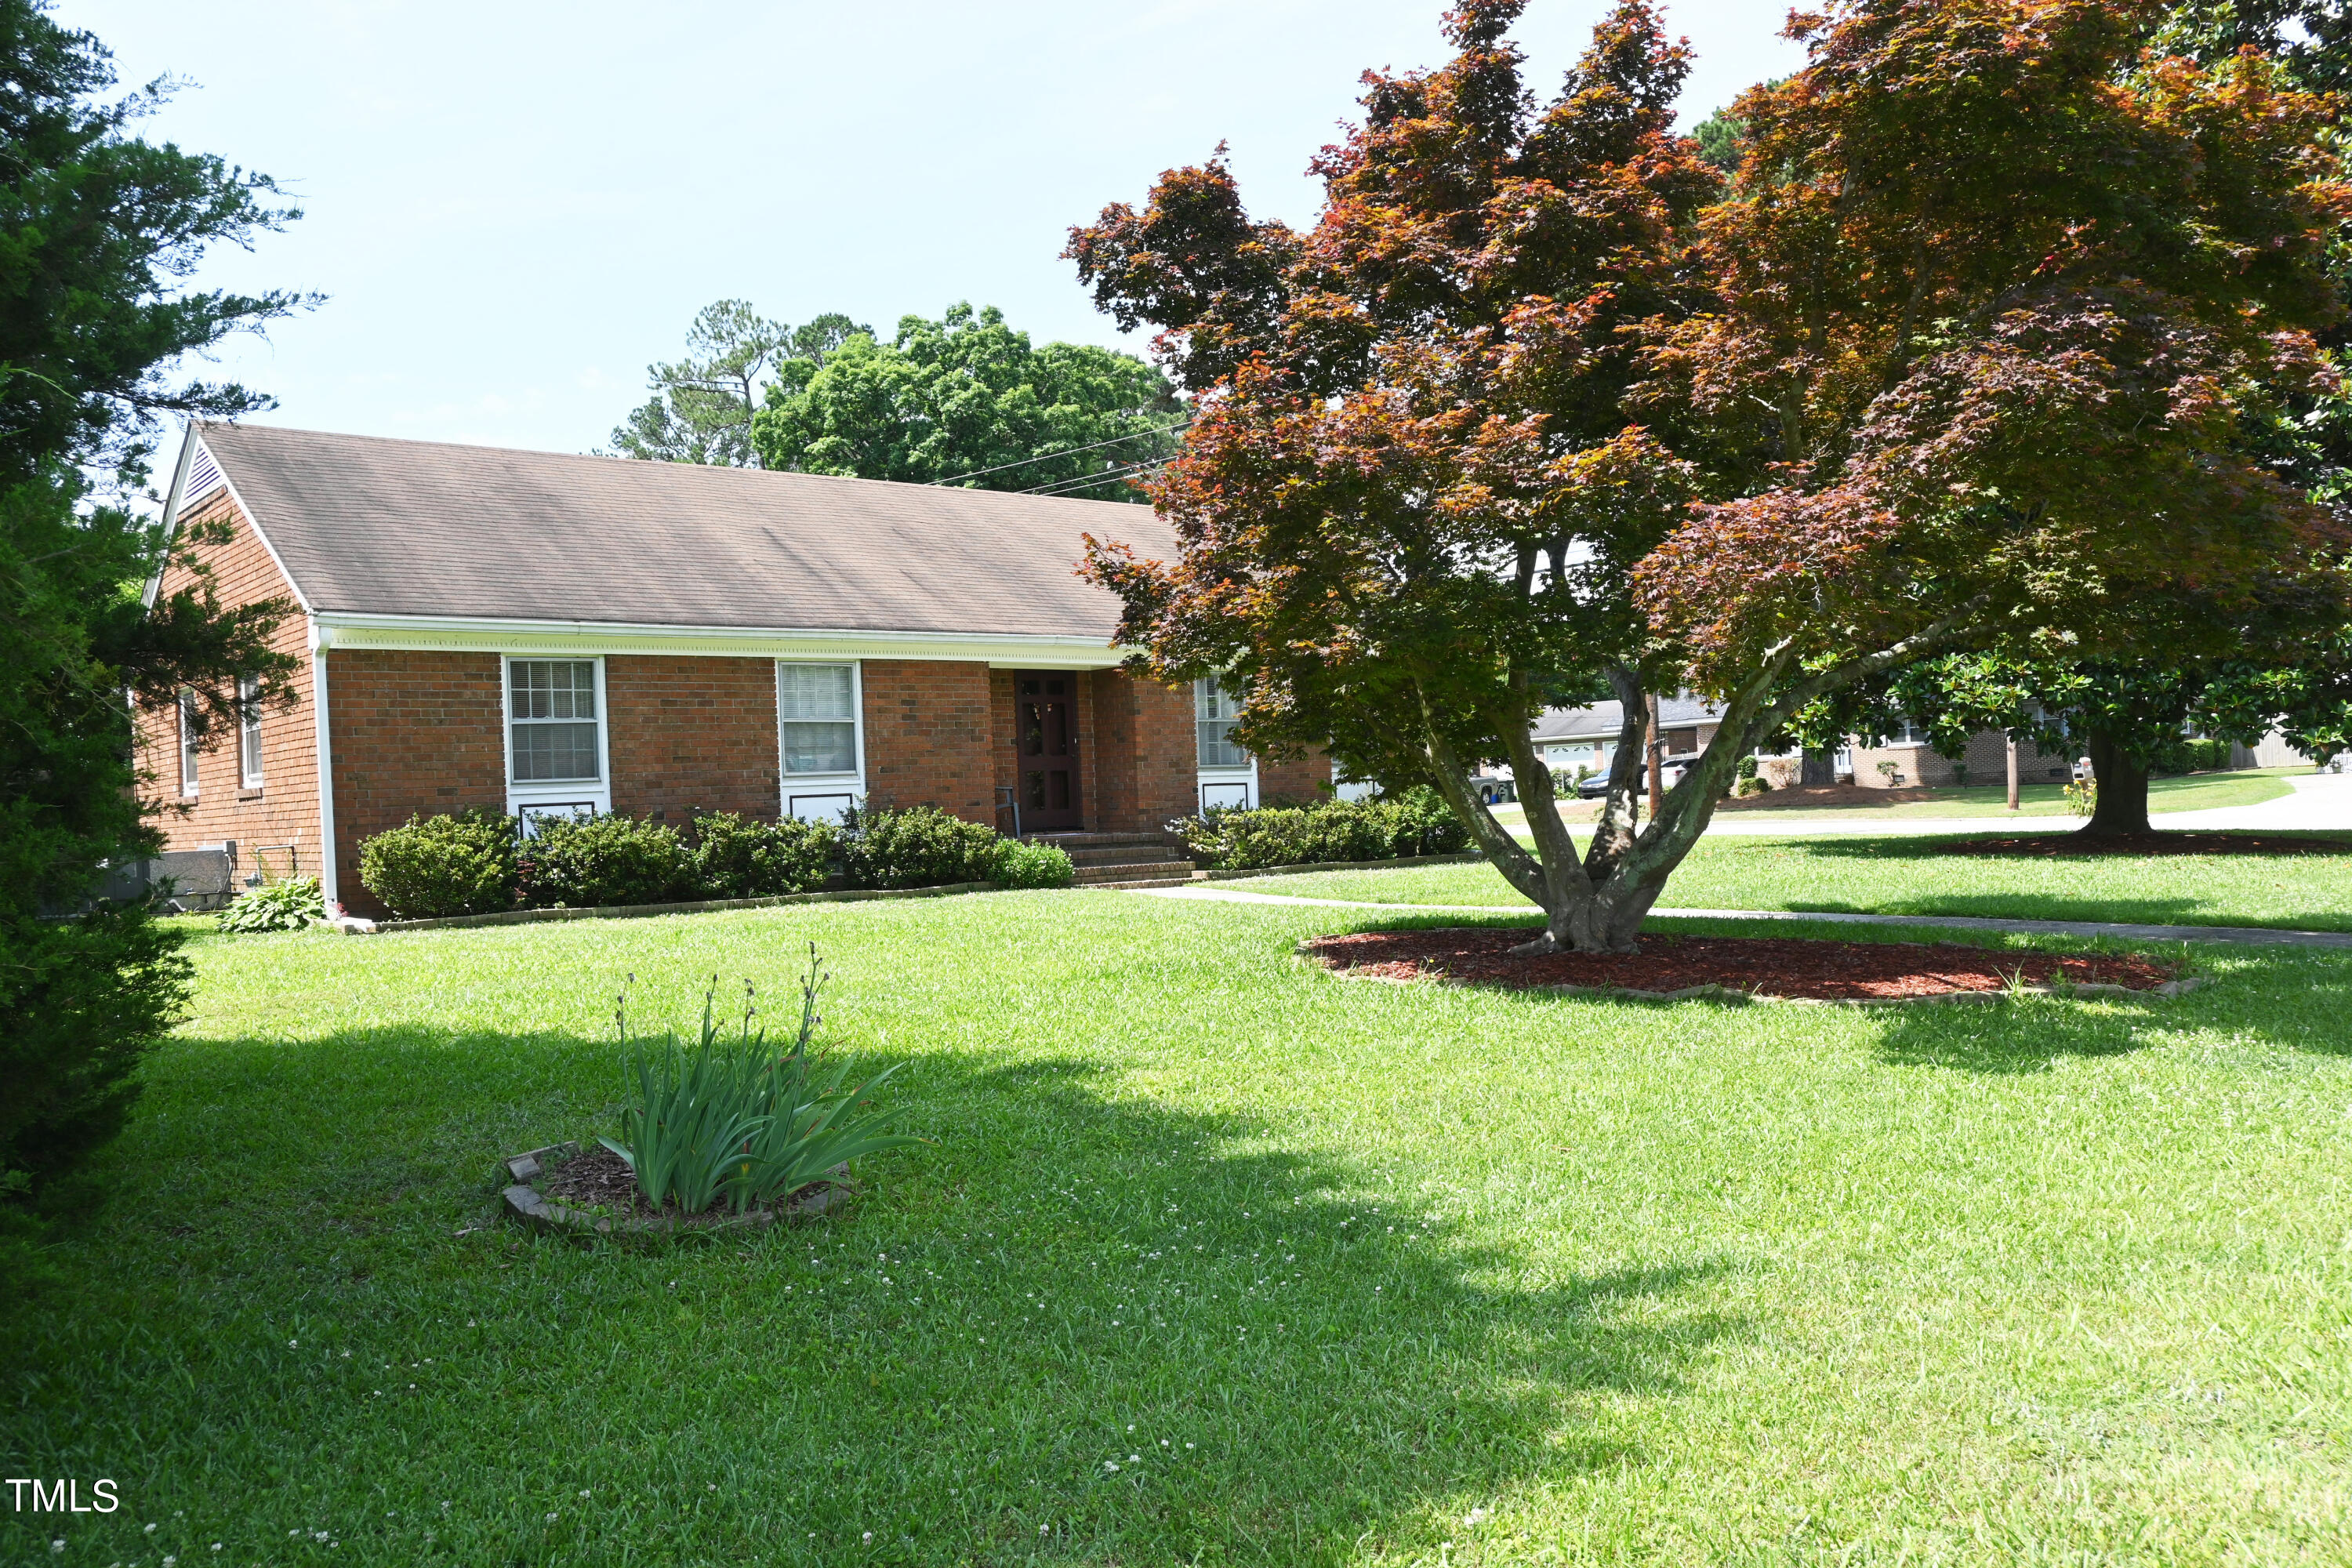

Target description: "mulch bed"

left=539, top=1142, right=841, bottom=1229
left=543, top=1142, right=665, bottom=1218
left=1938, top=831, right=2351, bottom=858
left=1304, top=927, right=2183, bottom=1002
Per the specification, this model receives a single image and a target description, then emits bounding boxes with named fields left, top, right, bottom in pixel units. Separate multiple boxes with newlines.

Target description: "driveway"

left=2147, top=767, right=2352, bottom=833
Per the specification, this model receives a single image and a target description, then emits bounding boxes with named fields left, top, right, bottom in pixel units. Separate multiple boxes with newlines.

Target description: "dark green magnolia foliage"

left=2, top=0, right=303, bottom=1249
left=750, top=303, right=1182, bottom=500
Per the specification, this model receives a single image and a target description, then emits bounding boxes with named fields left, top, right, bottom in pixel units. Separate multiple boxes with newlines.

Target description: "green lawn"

left=1492, top=768, right=2298, bottom=827
left=1246, top=832, right=2352, bottom=933
left=7, top=894, right=2352, bottom=1564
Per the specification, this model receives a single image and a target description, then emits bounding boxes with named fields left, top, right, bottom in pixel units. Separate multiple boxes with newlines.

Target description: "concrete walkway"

left=1129, top=883, right=2352, bottom=950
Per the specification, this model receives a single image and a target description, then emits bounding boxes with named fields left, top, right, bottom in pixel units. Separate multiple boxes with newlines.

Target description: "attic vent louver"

left=184, top=444, right=224, bottom=505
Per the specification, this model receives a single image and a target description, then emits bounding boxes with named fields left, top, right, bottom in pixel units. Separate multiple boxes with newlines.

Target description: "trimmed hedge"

left=358, top=809, right=520, bottom=920
left=993, top=838, right=1076, bottom=889
left=518, top=815, right=699, bottom=909
left=841, top=806, right=1003, bottom=890
left=358, top=804, right=1083, bottom=917
left=692, top=811, right=836, bottom=898
left=1171, top=788, right=1469, bottom=871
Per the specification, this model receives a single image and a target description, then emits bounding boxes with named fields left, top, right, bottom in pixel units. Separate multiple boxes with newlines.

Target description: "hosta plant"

left=599, top=947, right=921, bottom=1215
left=215, top=876, right=325, bottom=933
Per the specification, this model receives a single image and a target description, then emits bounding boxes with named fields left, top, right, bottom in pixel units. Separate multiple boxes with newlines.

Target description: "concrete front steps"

left=1029, top=831, right=1199, bottom=890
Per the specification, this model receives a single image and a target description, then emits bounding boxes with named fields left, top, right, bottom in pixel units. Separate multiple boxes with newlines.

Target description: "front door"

left=1014, top=672, right=1083, bottom=831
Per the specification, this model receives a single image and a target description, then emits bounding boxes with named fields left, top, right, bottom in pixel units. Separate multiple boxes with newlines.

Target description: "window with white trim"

left=507, top=659, right=602, bottom=782
left=778, top=663, right=858, bottom=775
left=1196, top=677, right=1247, bottom=768
left=238, top=675, right=264, bottom=787
left=177, top=690, right=200, bottom=797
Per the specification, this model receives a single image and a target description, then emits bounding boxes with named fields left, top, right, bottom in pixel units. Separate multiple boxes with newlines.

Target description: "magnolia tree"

left=1069, top=0, right=2349, bottom=952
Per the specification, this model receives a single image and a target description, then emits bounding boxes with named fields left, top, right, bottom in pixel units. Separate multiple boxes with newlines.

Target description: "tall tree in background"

left=610, top=299, right=867, bottom=466
left=1829, top=0, right=2352, bottom=833
left=751, top=303, right=1181, bottom=499
left=1072, top=0, right=2347, bottom=952
left=1, top=0, right=305, bottom=1272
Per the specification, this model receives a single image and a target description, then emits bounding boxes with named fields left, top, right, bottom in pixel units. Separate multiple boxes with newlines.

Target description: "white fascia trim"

left=313, top=612, right=1132, bottom=666
left=144, top=426, right=316, bottom=616
left=141, top=429, right=199, bottom=609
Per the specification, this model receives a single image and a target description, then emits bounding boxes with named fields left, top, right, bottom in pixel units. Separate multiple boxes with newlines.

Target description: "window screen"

left=509, top=660, right=601, bottom=782
left=779, top=664, right=857, bottom=775
left=1196, top=677, right=1247, bottom=769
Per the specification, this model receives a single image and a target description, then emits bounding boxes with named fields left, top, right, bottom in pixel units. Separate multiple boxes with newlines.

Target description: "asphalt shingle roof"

left=192, top=422, right=1178, bottom=639
left=1532, top=696, right=1726, bottom=742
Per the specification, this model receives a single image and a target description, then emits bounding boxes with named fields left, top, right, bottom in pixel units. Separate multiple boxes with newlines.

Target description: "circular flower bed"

left=1304, top=927, right=2191, bottom=1004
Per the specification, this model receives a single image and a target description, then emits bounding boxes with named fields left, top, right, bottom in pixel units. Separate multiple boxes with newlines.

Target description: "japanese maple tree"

left=1071, top=0, right=2348, bottom=951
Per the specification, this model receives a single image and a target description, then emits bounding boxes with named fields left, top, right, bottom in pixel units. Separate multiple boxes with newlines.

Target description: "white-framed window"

left=779, top=662, right=859, bottom=776
left=177, top=690, right=200, bottom=797
left=237, top=674, right=264, bottom=788
left=508, top=659, right=603, bottom=783
left=503, top=656, right=611, bottom=822
left=777, top=661, right=863, bottom=822
left=1890, top=718, right=1930, bottom=745
left=1196, top=677, right=1247, bottom=768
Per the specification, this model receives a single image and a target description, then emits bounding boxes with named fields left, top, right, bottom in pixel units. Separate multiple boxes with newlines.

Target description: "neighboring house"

left=138, top=423, right=1327, bottom=917
left=1532, top=695, right=1729, bottom=779
left=1529, top=699, right=2074, bottom=789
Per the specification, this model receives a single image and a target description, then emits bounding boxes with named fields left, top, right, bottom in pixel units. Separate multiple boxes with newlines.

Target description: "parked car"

left=1576, top=756, right=1702, bottom=796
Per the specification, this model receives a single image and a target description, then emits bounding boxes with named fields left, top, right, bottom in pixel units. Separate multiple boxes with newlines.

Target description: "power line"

left=1021, top=453, right=1172, bottom=499
left=928, top=419, right=1189, bottom=486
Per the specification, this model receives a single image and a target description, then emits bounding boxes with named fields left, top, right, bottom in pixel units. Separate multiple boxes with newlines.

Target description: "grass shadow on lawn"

left=2, top=1035, right=1743, bottom=1566
left=1869, top=956, right=2352, bottom=1074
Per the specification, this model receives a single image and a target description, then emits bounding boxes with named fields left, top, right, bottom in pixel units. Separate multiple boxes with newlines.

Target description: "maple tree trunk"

left=2082, top=728, right=2153, bottom=837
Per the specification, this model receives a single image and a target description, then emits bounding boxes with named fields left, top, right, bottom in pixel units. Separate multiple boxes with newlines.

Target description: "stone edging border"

left=1313, top=959, right=2211, bottom=1009
left=497, top=1142, right=848, bottom=1238
left=362, top=880, right=1000, bottom=935
left=1192, top=852, right=1484, bottom=881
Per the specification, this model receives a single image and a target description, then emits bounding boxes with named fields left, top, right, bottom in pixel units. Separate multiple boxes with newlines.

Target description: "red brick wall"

left=605, top=655, right=780, bottom=822
left=323, top=649, right=506, bottom=916
left=859, top=659, right=996, bottom=825
left=1089, top=670, right=1196, bottom=832
left=132, top=488, right=324, bottom=880
left=1258, top=748, right=1335, bottom=804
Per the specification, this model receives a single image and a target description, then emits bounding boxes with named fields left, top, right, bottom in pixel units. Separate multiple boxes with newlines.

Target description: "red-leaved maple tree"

left=1070, top=0, right=2350, bottom=952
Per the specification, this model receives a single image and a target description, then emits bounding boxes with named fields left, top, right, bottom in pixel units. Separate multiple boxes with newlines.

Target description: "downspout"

left=310, top=618, right=340, bottom=914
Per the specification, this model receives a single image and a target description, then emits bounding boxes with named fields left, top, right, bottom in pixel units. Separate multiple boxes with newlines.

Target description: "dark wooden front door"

left=1014, top=672, right=1083, bottom=831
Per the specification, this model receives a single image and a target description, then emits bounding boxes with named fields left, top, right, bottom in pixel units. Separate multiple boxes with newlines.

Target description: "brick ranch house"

left=136, top=423, right=1327, bottom=918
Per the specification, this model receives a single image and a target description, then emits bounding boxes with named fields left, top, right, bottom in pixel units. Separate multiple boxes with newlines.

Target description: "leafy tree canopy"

left=2, top=0, right=302, bottom=1261
left=1069, top=0, right=2351, bottom=951
left=749, top=303, right=1182, bottom=499
left=608, top=299, right=866, bottom=467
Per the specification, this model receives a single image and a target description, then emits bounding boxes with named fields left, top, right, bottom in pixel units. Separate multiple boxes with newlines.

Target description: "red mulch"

left=1304, top=928, right=2181, bottom=1001
left=1939, top=831, right=2351, bottom=858
left=1715, top=783, right=1950, bottom=812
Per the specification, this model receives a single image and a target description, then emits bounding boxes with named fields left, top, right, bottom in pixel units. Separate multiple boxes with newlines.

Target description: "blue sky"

left=61, top=1, right=1805, bottom=460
